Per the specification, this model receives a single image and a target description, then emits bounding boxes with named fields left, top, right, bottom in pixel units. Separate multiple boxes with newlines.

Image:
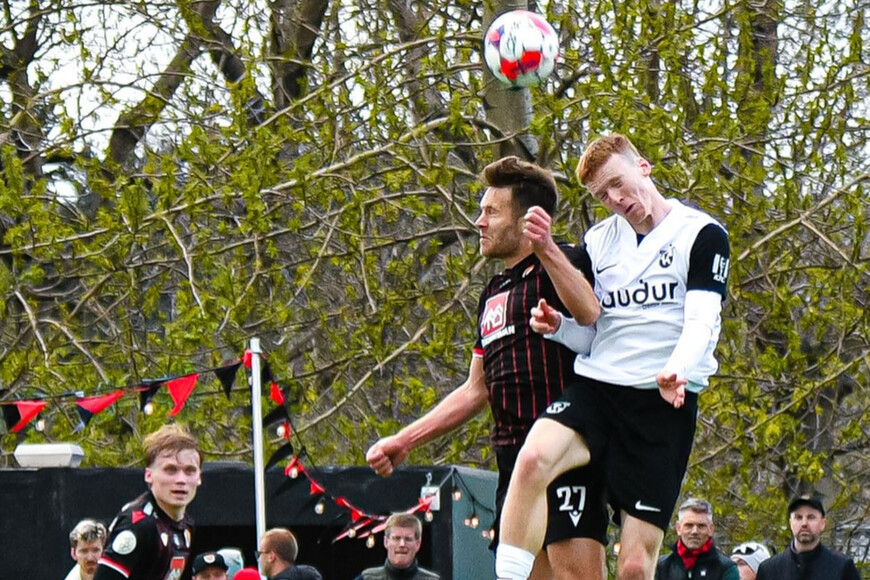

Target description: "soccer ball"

left=483, top=10, right=559, bottom=88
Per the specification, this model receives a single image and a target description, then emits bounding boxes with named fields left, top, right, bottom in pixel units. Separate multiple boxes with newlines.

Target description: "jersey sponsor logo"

left=545, top=401, right=570, bottom=414
left=600, top=280, right=679, bottom=309
left=634, top=500, right=661, bottom=512
left=555, top=485, right=587, bottom=527
left=480, top=292, right=516, bottom=347
left=112, top=530, right=137, bottom=555
left=481, top=292, right=508, bottom=337
left=712, top=253, right=729, bottom=284
left=163, top=556, right=186, bottom=580
left=658, top=244, right=675, bottom=268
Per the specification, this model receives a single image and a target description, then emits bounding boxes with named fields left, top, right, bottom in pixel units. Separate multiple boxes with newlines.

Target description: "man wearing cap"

left=756, top=495, right=860, bottom=580
left=655, top=498, right=738, bottom=580
left=730, top=542, right=770, bottom=580
left=192, top=552, right=229, bottom=580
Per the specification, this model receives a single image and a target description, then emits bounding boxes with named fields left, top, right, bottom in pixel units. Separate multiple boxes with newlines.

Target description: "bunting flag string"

left=1, top=358, right=246, bottom=434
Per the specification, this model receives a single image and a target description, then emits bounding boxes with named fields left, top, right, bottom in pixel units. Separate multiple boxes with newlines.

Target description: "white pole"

left=250, top=338, right=267, bottom=546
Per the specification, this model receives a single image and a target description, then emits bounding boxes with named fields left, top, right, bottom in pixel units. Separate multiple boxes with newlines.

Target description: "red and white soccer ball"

left=483, top=10, right=559, bottom=88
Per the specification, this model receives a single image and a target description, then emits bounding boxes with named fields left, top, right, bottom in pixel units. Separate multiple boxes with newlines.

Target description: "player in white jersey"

left=495, top=134, right=730, bottom=580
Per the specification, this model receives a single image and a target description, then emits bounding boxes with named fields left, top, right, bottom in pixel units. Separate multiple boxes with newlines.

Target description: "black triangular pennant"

left=262, top=405, right=289, bottom=427
left=261, top=361, right=274, bottom=384
left=138, top=380, right=164, bottom=411
left=265, top=441, right=295, bottom=471
left=214, top=362, right=242, bottom=399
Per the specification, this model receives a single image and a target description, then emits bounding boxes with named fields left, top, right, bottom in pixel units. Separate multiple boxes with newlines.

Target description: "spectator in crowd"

left=192, top=551, right=229, bottom=580
left=65, top=519, right=108, bottom=580
left=217, top=547, right=245, bottom=579
left=730, top=542, right=771, bottom=580
left=655, top=498, right=737, bottom=580
left=257, top=527, right=322, bottom=580
left=95, top=423, right=201, bottom=580
left=354, top=514, right=439, bottom=580
left=756, top=495, right=860, bottom=580
left=233, top=569, right=263, bottom=580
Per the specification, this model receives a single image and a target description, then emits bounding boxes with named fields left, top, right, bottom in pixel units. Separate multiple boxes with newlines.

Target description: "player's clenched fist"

left=365, top=435, right=410, bottom=478
left=529, top=298, right=562, bottom=335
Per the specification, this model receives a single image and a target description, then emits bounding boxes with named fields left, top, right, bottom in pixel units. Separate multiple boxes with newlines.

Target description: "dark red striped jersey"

left=474, top=244, right=593, bottom=446
left=95, top=491, right=193, bottom=580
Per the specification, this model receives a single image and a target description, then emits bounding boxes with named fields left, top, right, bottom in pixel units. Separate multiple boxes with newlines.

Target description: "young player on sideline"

left=95, top=424, right=202, bottom=580
left=496, top=133, right=731, bottom=580
left=366, top=156, right=608, bottom=579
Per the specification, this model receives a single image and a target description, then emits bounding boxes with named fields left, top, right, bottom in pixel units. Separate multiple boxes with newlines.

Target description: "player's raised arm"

left=366, top=355, right=487, bottom=477
left=523, top=206, right=599, bottom=325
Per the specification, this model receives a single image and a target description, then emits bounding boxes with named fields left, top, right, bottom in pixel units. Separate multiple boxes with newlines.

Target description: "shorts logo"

left=546, top=401, right=570, bottom=414
left=658, top=244, right=675, bottom=268
left=480, top=292, right=508, bottom=338
left=112, top=530, right=137, bottom=555
left=556, top=485, right=587, bottom=527
left=634, top=500, right=661, bottom=512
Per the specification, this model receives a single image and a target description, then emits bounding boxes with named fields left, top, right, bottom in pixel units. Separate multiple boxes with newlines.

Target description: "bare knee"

left=514, top=444, right=555, bottom=488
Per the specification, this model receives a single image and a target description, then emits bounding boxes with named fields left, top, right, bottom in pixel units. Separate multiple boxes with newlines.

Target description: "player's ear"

left=637, top=157, right=652, bottom=176
left=144, top=466, right=153, bottom=485
left=70, top=547, right=76, bottom=561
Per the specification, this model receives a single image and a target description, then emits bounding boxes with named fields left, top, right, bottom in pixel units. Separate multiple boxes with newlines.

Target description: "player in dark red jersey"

left=366, top=156, right=606, bottom=580
left=96, top=424, right=202, bottom=580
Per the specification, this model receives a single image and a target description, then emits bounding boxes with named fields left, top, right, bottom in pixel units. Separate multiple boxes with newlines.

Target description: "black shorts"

left=490, top=442, right=608, bottom=549
left=541, top=377, right=698, bottom=531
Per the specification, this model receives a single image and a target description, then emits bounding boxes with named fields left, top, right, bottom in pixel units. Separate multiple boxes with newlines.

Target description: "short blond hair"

left=385, top=513, right=422, bottom=540
left=69, top=519, right=107, bottom=549
left=143, top=423, right=200, bottom=467
left=575, top=133, right=641, bottom=185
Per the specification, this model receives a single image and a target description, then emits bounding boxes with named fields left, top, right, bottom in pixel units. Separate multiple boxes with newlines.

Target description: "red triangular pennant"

left=4, top=400, right=47, bottom=433
left=269, top=382, right=285, bottom=405
left=77, top=390, right=124, bottom=414
left=75, top=391, right=124, bottom=428
left=167, top=373, right=199, bottom=416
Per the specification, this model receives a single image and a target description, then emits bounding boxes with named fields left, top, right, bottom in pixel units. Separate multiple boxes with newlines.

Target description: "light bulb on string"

left=276, top=424, right=286, bottom=438
left=35, top=418, right=45, bottom=432
left=452, top=487, right=462, bottom=501
left=143, top=401, right=154, bottom=415
left=366, top=535, right=376, bottom=548
left=288, top=466, right=299, bottom=479
left=348, top=528, right=356, bottom=538
left=314, top=500, right=326, bottom=515
left=424, top=510, right=434, bottom=522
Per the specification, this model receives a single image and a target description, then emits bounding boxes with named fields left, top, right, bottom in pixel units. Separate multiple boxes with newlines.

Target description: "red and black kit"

left=95, top=491, right=193, bottom=580
left=474, top=244, right=593, bottom=447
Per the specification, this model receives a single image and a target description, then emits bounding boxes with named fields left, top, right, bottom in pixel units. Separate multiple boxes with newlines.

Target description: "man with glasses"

left=655, top=498, right=737, bottom=579
left=257, top=528, right=322, bottom=580
left=354, top=514, right=439, bottom=579
left=730, top=542, right=771, bottom=580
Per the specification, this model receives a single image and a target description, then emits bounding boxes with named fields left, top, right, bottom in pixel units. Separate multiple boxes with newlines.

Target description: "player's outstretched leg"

left=495, top=419, right=591, bottom=580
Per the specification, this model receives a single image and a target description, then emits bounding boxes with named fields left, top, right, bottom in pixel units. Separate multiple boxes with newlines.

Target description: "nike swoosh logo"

left=595, top=263, right=616, bottom=275
left=635, top=500, right=661, bottom=512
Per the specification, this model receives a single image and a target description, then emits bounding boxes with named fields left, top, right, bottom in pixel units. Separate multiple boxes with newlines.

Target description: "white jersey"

left=575, top=199, right=727, bottom=389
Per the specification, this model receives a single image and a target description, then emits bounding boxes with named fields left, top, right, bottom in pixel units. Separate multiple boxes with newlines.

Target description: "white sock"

left=495, top=543, right=535, bottom=580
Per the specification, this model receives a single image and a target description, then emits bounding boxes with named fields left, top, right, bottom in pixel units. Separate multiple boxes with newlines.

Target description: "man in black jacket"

left=257, top=528, right=322, bottom=580
left=756, top=495, right=860, bottom=580
left=655, top=498, right=737, bottom=580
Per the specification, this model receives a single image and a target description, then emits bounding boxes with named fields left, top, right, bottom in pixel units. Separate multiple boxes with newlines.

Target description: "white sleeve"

left=663, top=290, right=722, bottom=378
left=544, top=316, right=596, bottom=355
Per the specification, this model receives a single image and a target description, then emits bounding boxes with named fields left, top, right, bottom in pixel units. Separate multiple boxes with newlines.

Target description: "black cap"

left=788, top=494, right=825, bottom=517
left=191, top=552, right=228, bottom=575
